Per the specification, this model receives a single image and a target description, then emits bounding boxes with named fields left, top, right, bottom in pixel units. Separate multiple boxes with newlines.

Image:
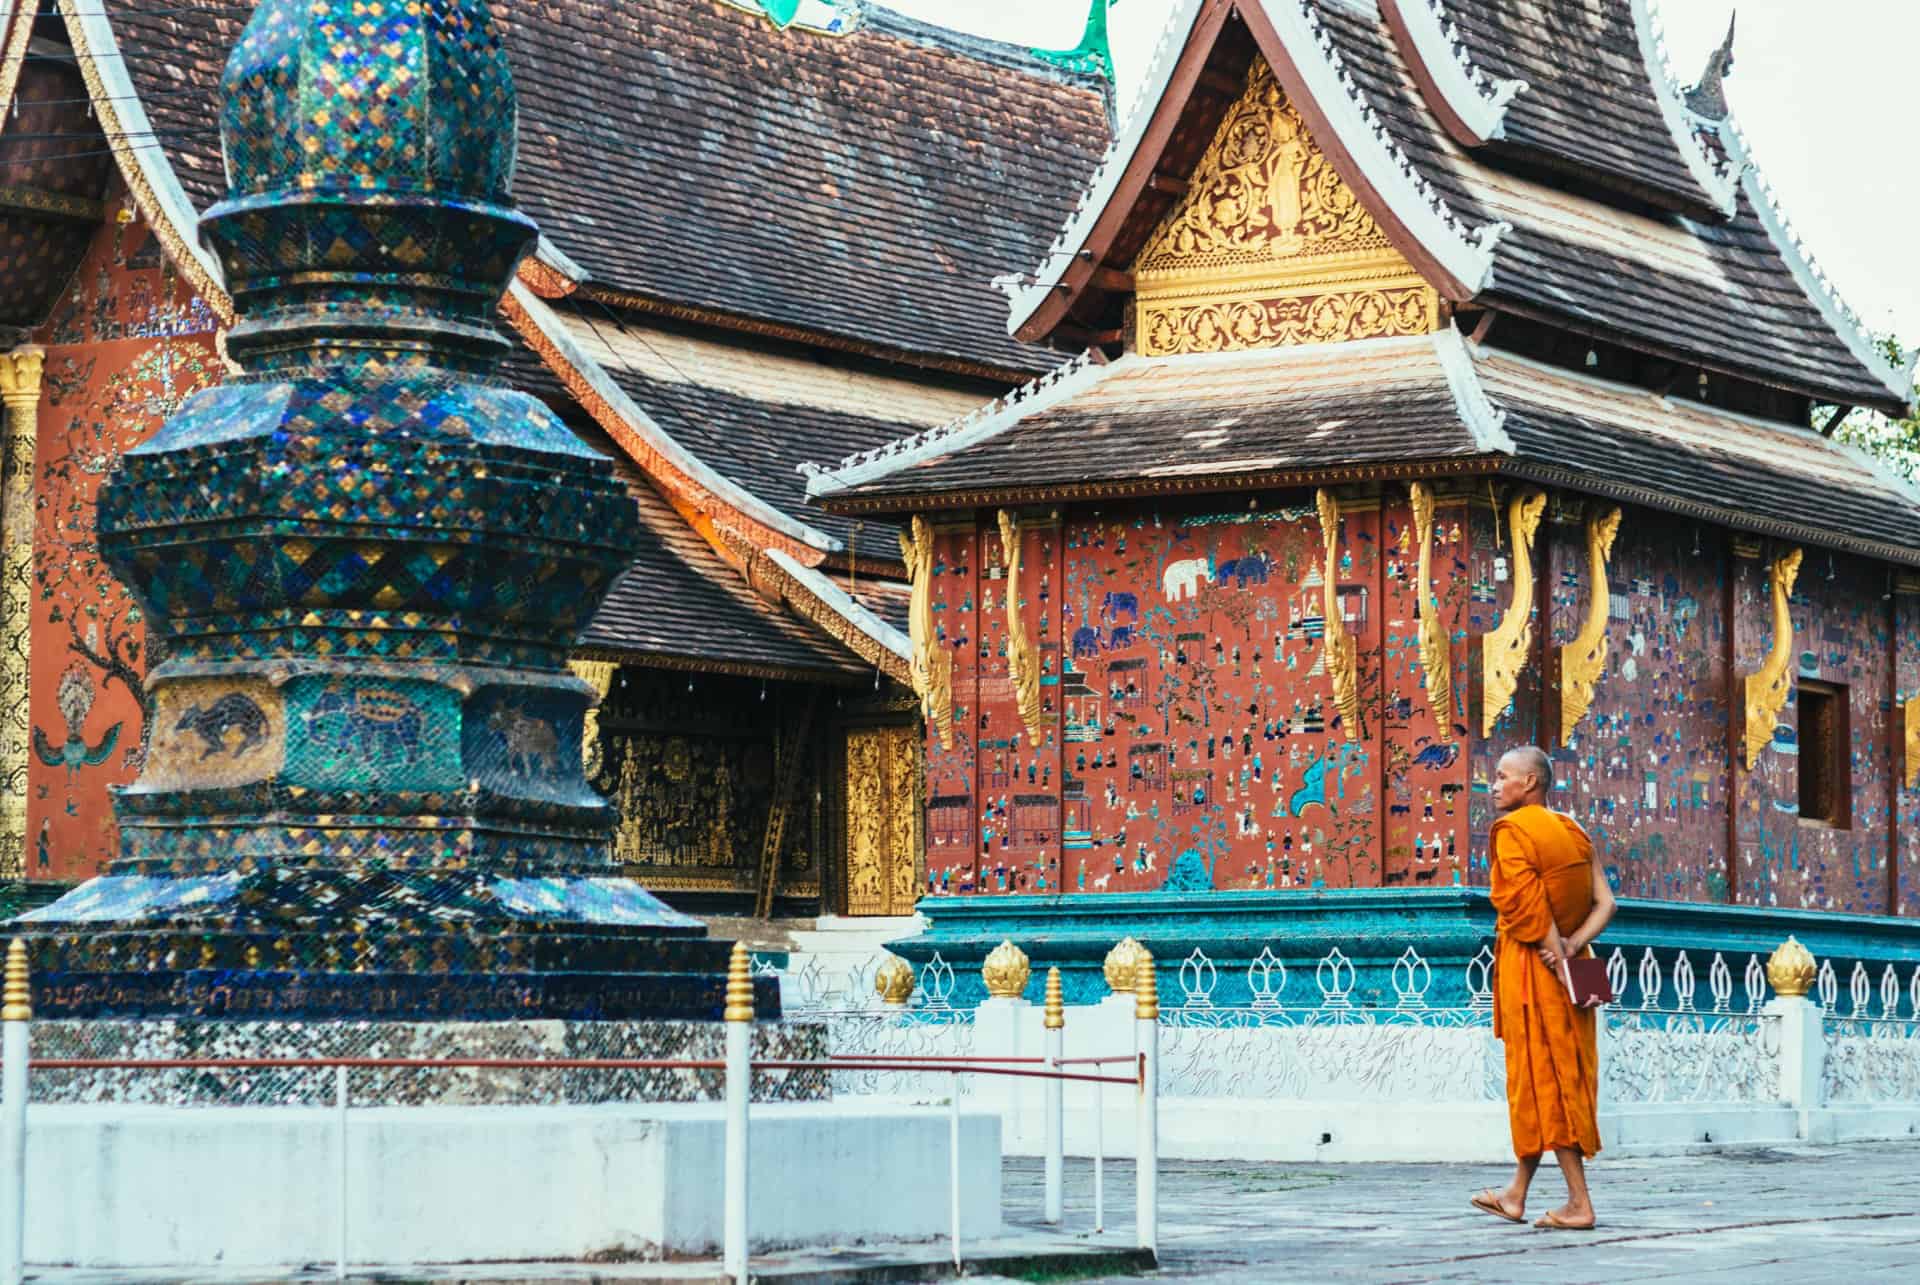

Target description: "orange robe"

left=1489, top=804, right=1602, bottom=1158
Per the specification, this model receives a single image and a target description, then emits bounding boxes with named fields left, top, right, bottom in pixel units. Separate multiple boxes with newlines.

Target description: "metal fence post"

left=1043, top=966, right=1064, bottom=1225
left=1134, top=949, right=1158, bottom=1260
left=335, top=1063, right=349, bottom=1282
left=2, top=941, right=29, bottom=1285
left=723, top=943, right=753, bottom=1285
left=1093, top=1067, right=1105, bottom=1235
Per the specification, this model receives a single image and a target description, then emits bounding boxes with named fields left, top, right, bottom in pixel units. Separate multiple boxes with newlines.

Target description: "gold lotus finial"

left=1134, top=949, right=1159, bottom=1022
left=1766, top=936, right=1816, bottom=999
left=1, top=940, right=29, bottom=1023
left=874, top=955, right=915, bottom=1007
left=1104, top=937, right=1147, bottom=994
left=1044, top=966, right=1065, bottom=1030
left=982, top=940, right=1031, bottom=999
left=723, top=941, right=756, bottom=1022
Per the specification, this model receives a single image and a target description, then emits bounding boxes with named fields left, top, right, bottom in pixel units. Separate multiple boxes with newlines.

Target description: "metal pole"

left=1093, top=1068, right=1105, bottom=1235
left=1042, top=966, right=1064, bottom=1225
left=335, top=1064, right=348, bottom=1283
left=2, top=942, right=30, bottom=1285
left=723, top=943, right=754, bottom=1285
left=948, top=1071, right=962, bottom=1271
left=1134, top=950, right=1159, bottom=1260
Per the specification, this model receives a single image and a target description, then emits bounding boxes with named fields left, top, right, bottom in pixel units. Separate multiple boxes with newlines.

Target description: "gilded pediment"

left=1131, top=57, right=1439, bottom=356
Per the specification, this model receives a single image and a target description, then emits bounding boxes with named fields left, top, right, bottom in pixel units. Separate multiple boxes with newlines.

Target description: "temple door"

left=843, top=723, right=921, bottom=916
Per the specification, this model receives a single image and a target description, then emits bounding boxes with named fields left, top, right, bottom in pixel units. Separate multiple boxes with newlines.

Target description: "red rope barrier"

left=18, top=1058, right=727, bottom=1072
left=754, top=1060, right=1137, bottom=1086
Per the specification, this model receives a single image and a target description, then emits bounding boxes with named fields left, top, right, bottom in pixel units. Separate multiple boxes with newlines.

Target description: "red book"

left=1561, top=956, right=1613, bottom=1009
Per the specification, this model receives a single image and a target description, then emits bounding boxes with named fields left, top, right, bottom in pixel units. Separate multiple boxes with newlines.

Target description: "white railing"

left=1600, top=946, right=1782, bottom=1105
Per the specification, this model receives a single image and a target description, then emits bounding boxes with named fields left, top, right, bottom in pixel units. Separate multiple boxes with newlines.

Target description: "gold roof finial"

left=982, top=940, right=1031, bottom=999
left=1104, top=936, right=1147, bottom=994
left=1044, top=966, right=1065, bottom=1030
left=723, top=941, right=756, bottom=1022
left=1766, top=936, right=1816, bottom=999
left=1134, top=949, right=1158, bottom=1022
left=874, top=955, right=915, bottom=1007
left=2, top=940, right=30, bottom=1022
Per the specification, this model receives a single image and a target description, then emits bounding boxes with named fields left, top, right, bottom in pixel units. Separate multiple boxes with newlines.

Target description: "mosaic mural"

left=27, top=202, right=222, bottom=882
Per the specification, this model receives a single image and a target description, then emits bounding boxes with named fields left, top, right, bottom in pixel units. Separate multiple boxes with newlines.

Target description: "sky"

left=880, top=0, right=1919, bottom=350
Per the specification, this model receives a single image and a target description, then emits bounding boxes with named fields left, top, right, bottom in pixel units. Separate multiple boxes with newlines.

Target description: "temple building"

left=804, top=0, right=1920, bottom=996
left=0, top=0, right=1107, bottom=919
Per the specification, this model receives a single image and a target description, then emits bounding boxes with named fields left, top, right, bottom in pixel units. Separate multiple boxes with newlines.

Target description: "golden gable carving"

left=1131, top=57, right=1439, bottom=356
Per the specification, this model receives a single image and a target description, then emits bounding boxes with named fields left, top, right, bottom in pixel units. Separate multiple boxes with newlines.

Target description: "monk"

left=1470, top=746, right=1616, bottom=1230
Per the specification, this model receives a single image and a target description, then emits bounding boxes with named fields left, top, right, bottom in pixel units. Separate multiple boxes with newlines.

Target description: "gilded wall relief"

left=144, top=678, right=283, bottom=790
left=1409, top=482, right=1452, bottom=742
left=845, top=722, right=920, bottom=917
left=1554, top=506, right=1622, bottom=745
left=1906, top=693, right=1920, bottom=791
left=900, top=514, right=954, bottom=749
left=567, top=658, right=615, bottom=776
left=1315, top=489, right=1362, bottom=739
left=1480, top=488, right=1545, bottom=737
left=998, top=509, right=1046, bottom=744
left=1130, top=56, right=1439, bottom=356
left=1742, top=546, right=1802, bottom=770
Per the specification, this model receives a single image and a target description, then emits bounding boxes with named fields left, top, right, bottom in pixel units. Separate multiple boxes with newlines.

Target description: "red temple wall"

left=1895, top=594, right=1920, bottom=917
left=925, top=491, right=1919, bottom=917
left=24, top=205, right=222, bottom=882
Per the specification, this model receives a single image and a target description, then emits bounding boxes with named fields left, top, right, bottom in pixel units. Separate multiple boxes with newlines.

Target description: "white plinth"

left=30, top=1100, right=1002, bottom=1269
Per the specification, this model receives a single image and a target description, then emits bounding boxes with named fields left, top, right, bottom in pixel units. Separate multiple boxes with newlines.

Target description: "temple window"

left=1797, top=682, right=1851, bottom=829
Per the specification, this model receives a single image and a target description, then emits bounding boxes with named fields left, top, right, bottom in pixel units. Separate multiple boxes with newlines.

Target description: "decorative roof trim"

left=1717, top=120, right=1917, bottom=409
left=763, top=548, right=912, bottom=680
left=1435, top=326, right=1513, bottom=454
left=999, top=0, right=1215, bottom=337
left=569, top=643, right=868, bottom=685
left=803, top=348, right=1111, bottom=497
left=1379, top=0, right=1527, bottom=147
left=1631, top=0, right=1739, bottom=217
left=0, top=3, right=35, bottom=133
left=503, top=281, right=840, bottom=561
left=531, top=235, right=590, bottom=289
left=61, top=0, right=232, bottom=322
left=1241, top=0, right=1503, bottom=301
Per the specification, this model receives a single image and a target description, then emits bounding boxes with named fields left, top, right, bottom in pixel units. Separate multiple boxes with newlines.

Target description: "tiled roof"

left=102, top=0, right=1111, bottom=376
left=807, top=331, right=1920, bottom=565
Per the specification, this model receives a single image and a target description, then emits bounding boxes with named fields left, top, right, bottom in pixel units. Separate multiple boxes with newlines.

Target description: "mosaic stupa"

left=13, top=0, right=776, bottom=1021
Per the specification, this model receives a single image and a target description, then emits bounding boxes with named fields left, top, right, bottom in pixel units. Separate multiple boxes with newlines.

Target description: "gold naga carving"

left=1409, top=482, right=1453, bottom=742
left=1315, top=489, right=1362, bottom=740
left=1554, top=506, right=1622, bottom=745
left=1905, top=695, right=1920, bottom=790
left=567, top=659, right=616, bottom=777
left=1130, top=56, right=1439, bottom=356
left=997, top=509, right=1046, bottom=745
left=899, top=515, right=954, bottom=750
left=1480, top=488, right=1547, bottom=737
left=1742, top=546, right=1803, bottom=770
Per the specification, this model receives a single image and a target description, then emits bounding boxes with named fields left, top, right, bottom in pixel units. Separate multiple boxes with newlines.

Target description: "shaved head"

left=1495, top=746, right=1552, bottom=812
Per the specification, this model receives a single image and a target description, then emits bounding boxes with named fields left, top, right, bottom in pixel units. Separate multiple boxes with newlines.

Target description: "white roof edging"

left=510, top=281, right=840, bottom=554
left=802, top=348, right=1114, bottom=497
left=764, top=549, right=912, bottom=663
left=1436, top=325, right=1513, bottom=455
left=534, top=235, right=592, bottom=285
left=1632, top=0, right=1741, bottom=217
left=1386, top=0, right=1527, bottom=143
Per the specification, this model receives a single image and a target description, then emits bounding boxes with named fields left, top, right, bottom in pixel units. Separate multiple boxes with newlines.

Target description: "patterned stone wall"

left=25, top=199, right=222, bottom=882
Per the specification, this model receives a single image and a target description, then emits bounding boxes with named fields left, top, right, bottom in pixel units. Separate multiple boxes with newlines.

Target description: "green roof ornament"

left=1033, top=0, right=1117, bottom=81
left=759, top=0, right=803, bottom=28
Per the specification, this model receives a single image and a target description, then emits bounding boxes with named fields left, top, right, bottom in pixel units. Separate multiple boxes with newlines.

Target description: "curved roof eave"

left=61, top=0, right=233, bottom=322
left=1379, top=0, right=1527, bottom=147
left=1630, top=0, right=1740, bottom=217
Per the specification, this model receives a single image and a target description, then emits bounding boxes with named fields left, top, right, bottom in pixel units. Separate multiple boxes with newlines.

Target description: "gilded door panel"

left=845, top=724, right=920, bottom=916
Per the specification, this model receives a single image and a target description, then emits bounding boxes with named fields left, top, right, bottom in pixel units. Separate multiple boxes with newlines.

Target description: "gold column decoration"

left=996, top=510, right=1045, bottom=744
left=567, top=658, right=616, bottom=777
left=1554, top=506, right=1622, bottom=745
left=2, top=939, right=29, bottom=1022
left=874, top=955, right=915, bottom=1007
left=1742, top=547, right=1803, bottom=770
left=1481, top=488, right=1546, bottom=738
left=982, top=939, right=1031, bottom=999
left=0, top=347, right=44, bottom=881
left=1134, top=948, right=1159, bottom=1022
left=1044, top=966, right=1064, bottom=1030
left=1409, top=482, right=1453, bottom=742
left=899, top=515, right=953, bottom=750
left=1765, top=936, right=1815, bottom=998
left=1314, top=489, right=1361, bottom=740
left=723, top=941, right=755, bottom=1022
left=1104, top=937, right=1146, bottom=994
left=1904, top=694, right=1920, bottom=790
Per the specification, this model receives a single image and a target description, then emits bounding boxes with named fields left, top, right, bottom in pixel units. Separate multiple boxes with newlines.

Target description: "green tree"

left=1816, top=334, right=1920, bottom=478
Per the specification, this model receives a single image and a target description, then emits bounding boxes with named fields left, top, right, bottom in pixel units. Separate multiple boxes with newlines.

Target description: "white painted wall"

left=28, top=1101, right=1001, bottom=1269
